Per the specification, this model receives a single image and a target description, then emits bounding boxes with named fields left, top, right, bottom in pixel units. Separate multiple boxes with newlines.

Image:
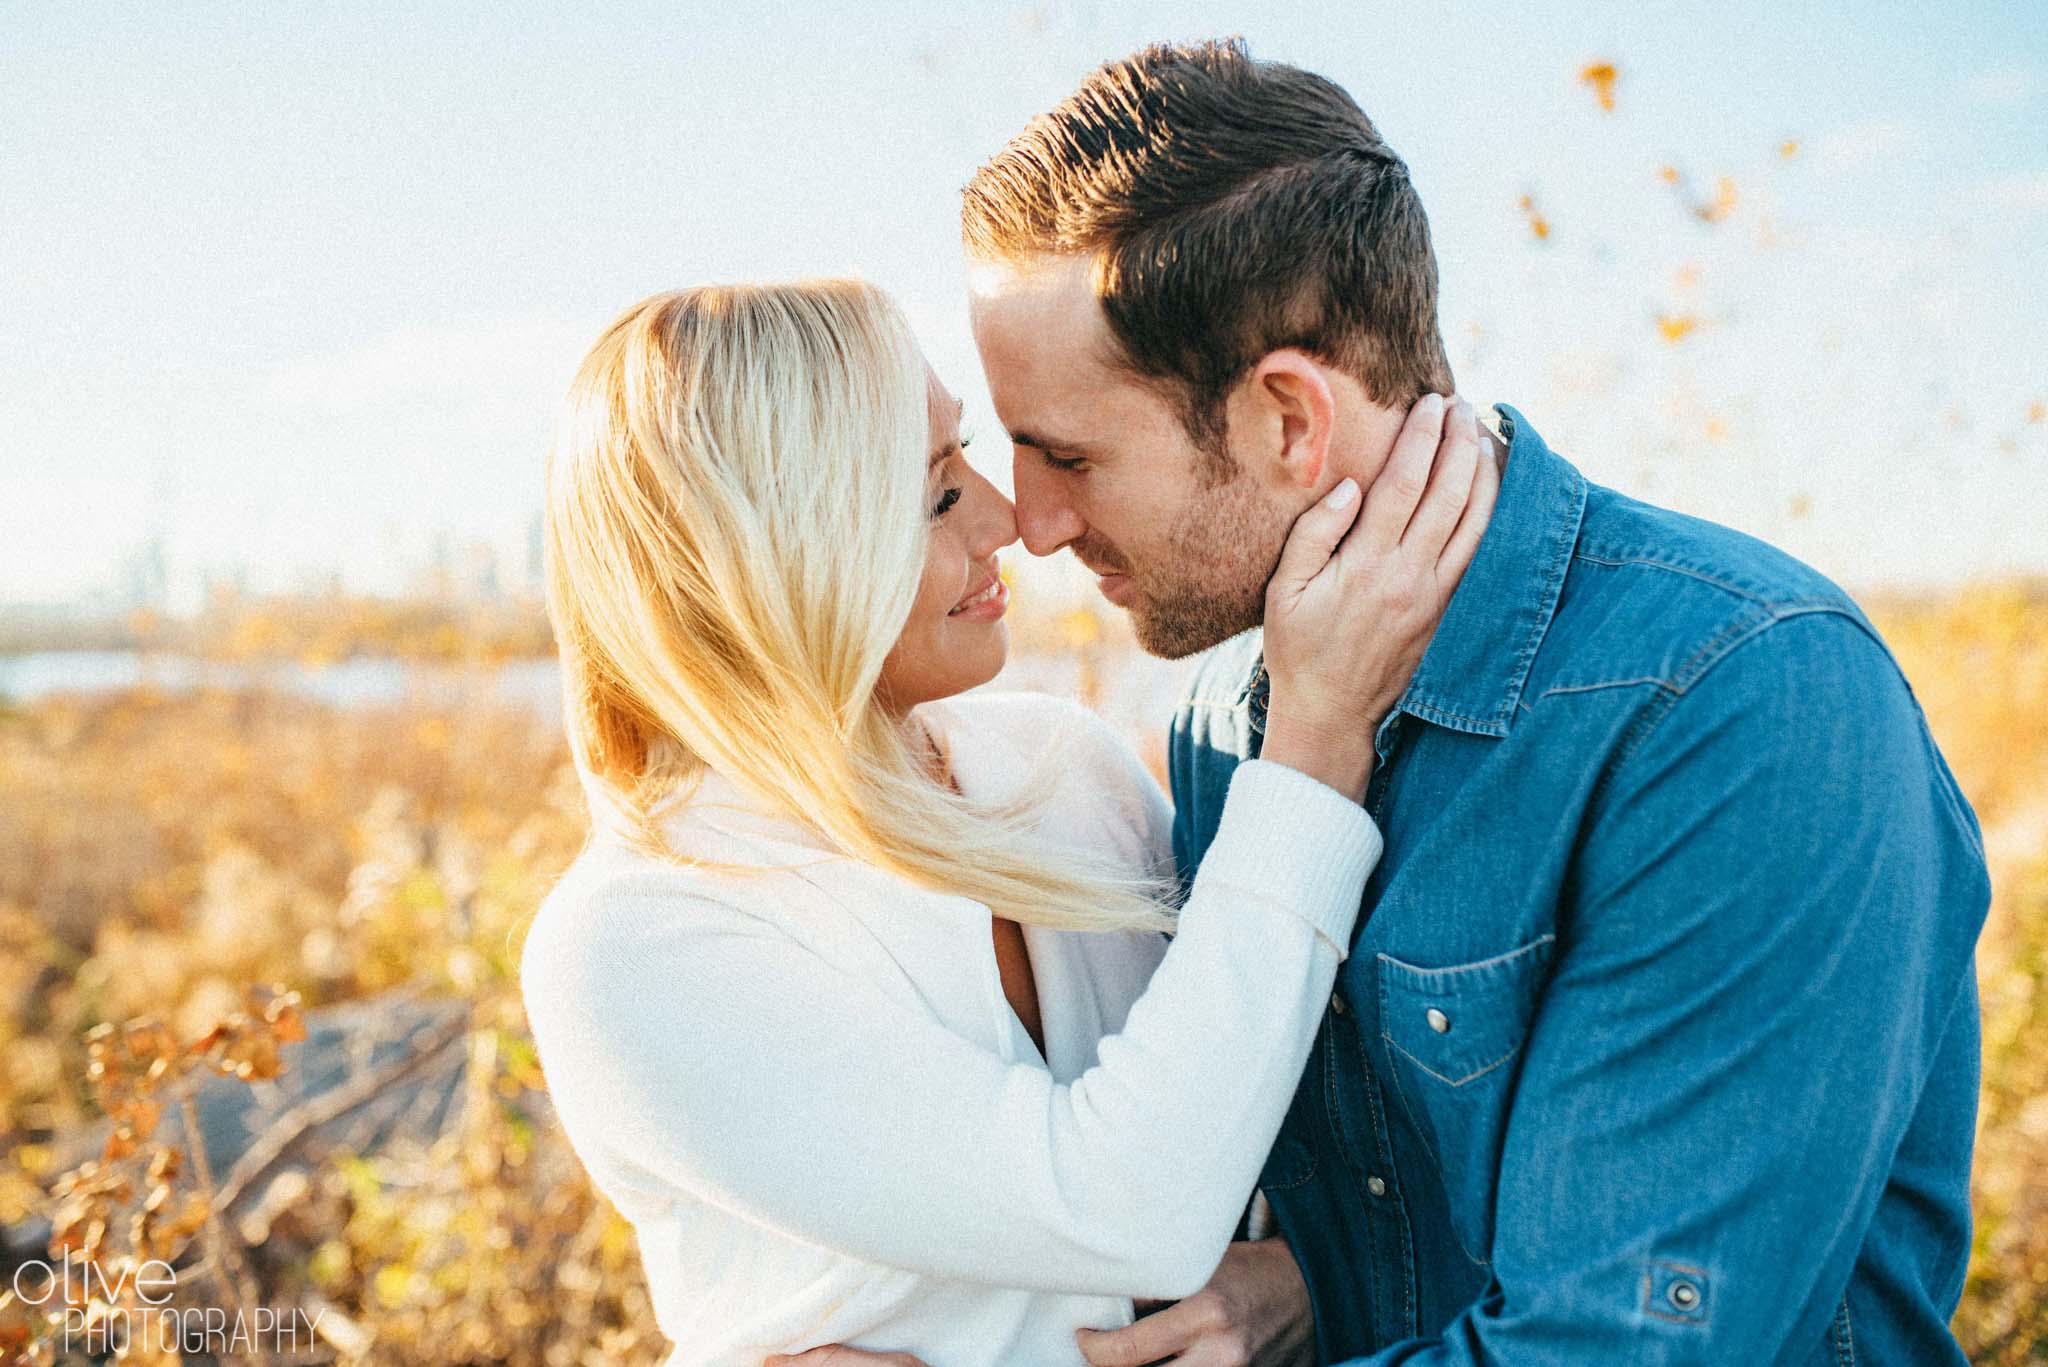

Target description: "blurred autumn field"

left=0, top=580, right=2042, bottom=1364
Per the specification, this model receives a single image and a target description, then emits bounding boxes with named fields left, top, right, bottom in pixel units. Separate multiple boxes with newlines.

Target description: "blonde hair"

left=543, top=279, right=1176, bottom=933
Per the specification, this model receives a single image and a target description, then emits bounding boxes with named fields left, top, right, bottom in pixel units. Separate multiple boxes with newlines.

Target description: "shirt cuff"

left=1193, top=757, right=1383, bottom=958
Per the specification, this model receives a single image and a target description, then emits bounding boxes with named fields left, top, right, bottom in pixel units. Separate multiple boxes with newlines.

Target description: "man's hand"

left=1075, top=1238, right=1313, bottom=1367
left=765, top=1349, right=928, bottom=1366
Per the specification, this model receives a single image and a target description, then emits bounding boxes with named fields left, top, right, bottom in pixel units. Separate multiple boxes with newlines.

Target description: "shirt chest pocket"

left=1376, top=932, right=1556, bottom=1266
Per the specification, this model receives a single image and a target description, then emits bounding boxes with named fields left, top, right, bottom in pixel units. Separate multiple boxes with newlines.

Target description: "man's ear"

left=1236, top=350, right=1336, bottom=492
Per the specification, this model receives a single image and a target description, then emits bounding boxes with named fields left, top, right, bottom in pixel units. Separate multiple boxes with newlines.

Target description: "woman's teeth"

left=951, top=581, right=1001, bottom=614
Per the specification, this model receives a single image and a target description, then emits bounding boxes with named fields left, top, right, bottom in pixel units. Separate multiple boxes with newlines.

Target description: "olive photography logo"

left=12, top=1255, right=325, bottom=1355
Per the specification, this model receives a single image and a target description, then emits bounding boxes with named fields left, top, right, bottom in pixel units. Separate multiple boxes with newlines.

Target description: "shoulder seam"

left=1601, top=604, right=1886, bottom=789
left=1571, top=550, right=1772, bottom=605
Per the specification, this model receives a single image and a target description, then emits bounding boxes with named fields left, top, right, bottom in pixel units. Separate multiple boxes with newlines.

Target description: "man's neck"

left=1322, top=395, right=1509, bottom=495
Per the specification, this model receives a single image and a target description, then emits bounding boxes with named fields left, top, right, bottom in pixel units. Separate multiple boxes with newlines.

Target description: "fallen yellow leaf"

left=1656, top=314, right=1700, bottom=343
left=1578, top=62, right=1618, bottom=112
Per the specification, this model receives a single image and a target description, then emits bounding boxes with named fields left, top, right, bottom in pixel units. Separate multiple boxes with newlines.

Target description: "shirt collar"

left=1239, top=402, right=1586, bottom=741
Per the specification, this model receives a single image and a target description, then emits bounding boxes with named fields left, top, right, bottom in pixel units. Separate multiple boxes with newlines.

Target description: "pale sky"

left=3, top=0, right=2044, bottom=610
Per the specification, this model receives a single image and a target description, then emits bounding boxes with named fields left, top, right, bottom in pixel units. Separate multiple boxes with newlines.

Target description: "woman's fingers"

left=1398, top=397, right=1481, bottom=561
left=1438, top=420, right=1501, bottom=582
left=1357, top=391, right=1447, bottom=555
left=1266, top=475, right=1363, bottom=607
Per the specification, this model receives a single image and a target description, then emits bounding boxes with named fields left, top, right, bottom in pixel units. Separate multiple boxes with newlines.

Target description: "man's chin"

left=1128, top=599, right=1258, bottom=661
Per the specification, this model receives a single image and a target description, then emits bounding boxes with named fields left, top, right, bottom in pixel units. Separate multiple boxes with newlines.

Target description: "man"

left=807, top=37, right=1991, bottom=1365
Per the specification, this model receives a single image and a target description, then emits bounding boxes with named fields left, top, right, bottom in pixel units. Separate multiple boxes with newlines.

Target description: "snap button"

left=1645, top=1262, right=1709, bottom=1323
left=1425, top=1007, right=1451, bottom=1034
left=1366, top=1175, right=1387, bottom=1197
left=1330, top=992, right=1347, bottom=1016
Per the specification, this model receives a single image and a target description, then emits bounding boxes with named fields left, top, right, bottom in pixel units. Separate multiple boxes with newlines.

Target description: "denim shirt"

left=1168, top=404, right=1991, bottom=1365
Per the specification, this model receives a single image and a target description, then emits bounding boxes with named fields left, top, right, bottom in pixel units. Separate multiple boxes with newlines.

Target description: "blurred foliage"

left=1868, top=582, right=2048, bottom=1365
left=0, top=685, right=629, bottom=1362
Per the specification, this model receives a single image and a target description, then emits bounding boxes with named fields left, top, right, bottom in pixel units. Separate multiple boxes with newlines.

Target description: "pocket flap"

left=1377, top=934, right=1556, bottom=1086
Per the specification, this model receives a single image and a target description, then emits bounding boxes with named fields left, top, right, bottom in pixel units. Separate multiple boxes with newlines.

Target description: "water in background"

left=0, top=649, right=1203, bottom=742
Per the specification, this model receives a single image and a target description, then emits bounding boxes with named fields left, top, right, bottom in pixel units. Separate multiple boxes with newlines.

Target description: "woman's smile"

left=949, top=574, right=1009, bottom=620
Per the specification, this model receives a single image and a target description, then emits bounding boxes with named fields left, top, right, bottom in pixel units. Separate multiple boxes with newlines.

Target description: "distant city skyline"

left=7, top=516, right=550, bottom=622
left=4, top=1, right=2045, bottom=613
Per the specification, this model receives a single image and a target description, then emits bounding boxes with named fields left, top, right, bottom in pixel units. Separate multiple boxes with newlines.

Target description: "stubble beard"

left=1124, top=467, right=1286, bottom=660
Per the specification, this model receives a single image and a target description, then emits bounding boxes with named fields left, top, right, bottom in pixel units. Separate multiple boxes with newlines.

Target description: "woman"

left=519, top=279, right=1492, bottom=1366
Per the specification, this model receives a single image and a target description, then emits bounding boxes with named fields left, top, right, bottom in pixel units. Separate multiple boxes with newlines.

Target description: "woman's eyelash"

left=1042, top=450, right=1086, bottom=472
left=927, top=431, right=974, bottom=518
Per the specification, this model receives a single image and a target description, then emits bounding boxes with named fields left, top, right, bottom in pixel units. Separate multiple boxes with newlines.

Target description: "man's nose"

left=1010, top=456, right=1087, bottom=558
left=970, top=481, right=1019, bottom=561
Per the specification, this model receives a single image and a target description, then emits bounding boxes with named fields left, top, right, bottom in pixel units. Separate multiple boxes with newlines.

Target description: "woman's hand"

left=1259, top=393, right=1498, bottom=802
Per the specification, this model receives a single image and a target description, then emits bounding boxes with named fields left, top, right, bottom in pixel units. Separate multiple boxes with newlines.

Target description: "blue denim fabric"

left=1169, top=404, right=1991, bottom=1365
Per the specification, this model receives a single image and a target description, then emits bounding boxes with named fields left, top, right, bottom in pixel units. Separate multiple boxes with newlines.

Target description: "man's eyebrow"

left=1007, top=428, right=1096, bottom=456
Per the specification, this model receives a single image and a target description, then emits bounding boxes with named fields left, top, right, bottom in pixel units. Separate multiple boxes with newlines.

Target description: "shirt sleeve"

left=522, top=756, right=1383, bottom=1299
left=1333, top=610, right=1991, bottom=1364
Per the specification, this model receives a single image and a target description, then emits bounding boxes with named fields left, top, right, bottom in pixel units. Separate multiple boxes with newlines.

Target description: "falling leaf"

left=1518, top=193, right=1551, bottom=241
left=1657, top=165, right=1739, bottom=225
left=1656, top=314, right=1700, bottom=344
left=1704, top=417, right=1728, bottom=443
left=1779, top=138, right=1801, bottom=158
left=2027, top=400, right=2045, bottom=424
left=1578, top=62, right=1619, bottom=112
left=1674, top=262, right=1703, bottom=290
left=1789, top=495, right=1813, bottom=519
left=1694, top=177, right=1739, bottom=224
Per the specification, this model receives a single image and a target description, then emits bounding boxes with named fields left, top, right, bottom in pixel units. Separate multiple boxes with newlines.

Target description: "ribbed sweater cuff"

left=1193, top=758, right=1382, bottom=959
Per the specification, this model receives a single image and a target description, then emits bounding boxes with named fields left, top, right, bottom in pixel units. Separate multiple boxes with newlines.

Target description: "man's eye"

left=930, top=486, right=963, bottom=519
left=1041, top=451, right=1087, bottom=473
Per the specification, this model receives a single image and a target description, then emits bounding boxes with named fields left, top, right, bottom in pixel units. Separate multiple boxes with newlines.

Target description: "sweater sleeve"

left=521, top=757, right=1380, bottom=1299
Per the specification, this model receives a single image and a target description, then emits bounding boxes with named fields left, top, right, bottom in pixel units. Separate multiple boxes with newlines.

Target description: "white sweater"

left=518, top=690, right=1383, bottom=1367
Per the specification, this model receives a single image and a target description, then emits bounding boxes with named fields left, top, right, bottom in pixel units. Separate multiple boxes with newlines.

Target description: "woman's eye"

left=1042, top=450, right=1086, bottom=473
left=930, top=486, right=963, bottom=519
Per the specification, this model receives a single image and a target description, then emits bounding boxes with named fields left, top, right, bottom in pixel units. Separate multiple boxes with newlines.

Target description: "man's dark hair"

left=963, top=37, right=1454, bottom=463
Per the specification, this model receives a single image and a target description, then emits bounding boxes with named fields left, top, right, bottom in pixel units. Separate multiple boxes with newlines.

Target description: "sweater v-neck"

left=922, top=699, right=1051, bottom=1069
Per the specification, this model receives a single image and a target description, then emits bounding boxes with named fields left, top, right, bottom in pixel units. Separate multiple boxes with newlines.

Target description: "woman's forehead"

left=926, top=368, right=964, bottom=447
